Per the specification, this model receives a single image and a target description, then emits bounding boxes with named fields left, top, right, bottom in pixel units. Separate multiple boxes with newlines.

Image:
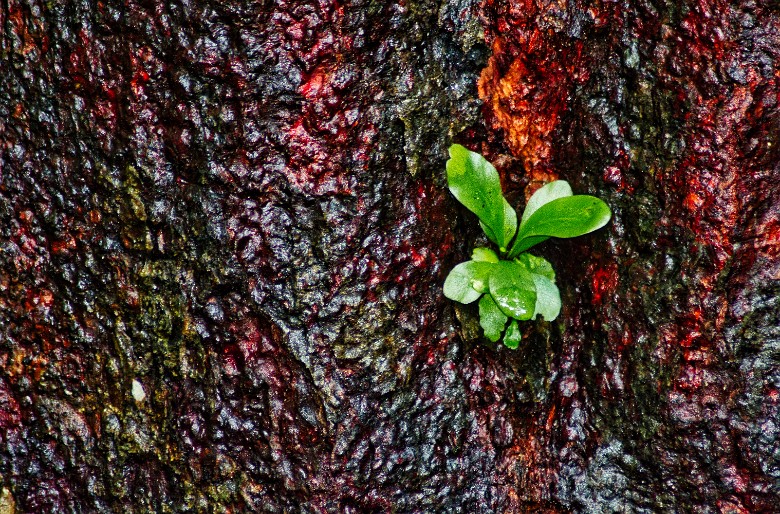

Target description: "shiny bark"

left=1, top=0, right=778, bottom=511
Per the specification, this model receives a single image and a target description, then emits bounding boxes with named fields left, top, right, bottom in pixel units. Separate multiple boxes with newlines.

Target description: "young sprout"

left=443, top=144, right=611, bottom=348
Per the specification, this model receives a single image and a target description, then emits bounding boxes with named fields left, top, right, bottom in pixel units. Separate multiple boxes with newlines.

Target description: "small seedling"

left=443, top=144, right=611, bottom=349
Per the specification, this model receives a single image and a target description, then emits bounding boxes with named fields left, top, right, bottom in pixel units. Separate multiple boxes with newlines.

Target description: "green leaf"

left=514, top=253, right=555, bottom=281
left=447, top=144, right=515, bottom=249
left=521, top=195, right=611, bottom=239
left=479, top=294, right=508, bottom=342
left=530, top=273, right=561, bottom=321
left=479, top=197, right=517, bottom=250
left=513, top=253, right=560, bottom=320
left=509, top=235, right=549, bottom=255
left=503, top=320, right=521, bottom=349
left=443, top=261, right=495, bottom=303
left=488, top=261, right=537, bottom=320
left=500, top=197, right=518, bottom=251
left=521, top=180, right=573, bottom=225
left=471, top=247, right=499, bottom=263
left=511, top=181, right=572, bottom=252
left=509, top=195, right=611, bottom=257
left=479, top=221, right=499, bottom=245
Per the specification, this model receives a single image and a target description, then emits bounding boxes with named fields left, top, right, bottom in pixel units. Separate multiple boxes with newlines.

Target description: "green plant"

left=443, top=144, right=611, bottom=349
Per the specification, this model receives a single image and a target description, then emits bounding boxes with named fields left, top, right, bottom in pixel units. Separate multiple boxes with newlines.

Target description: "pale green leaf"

left=531, top=274, right=561, bottom=321
left=471, top=247, right=499, bottom=263
left=443, top=261, right=495, bottom=303
left=479, top=294, right=508, bottom=342
left=514, top=253, right=555, bottom=281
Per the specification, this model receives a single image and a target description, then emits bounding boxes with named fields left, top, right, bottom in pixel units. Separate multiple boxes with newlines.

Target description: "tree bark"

left=1, top=0, right=778, bottom=512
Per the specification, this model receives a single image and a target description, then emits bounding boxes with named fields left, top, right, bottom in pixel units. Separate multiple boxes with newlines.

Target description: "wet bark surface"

left=1, top=0, right=778, bottom=512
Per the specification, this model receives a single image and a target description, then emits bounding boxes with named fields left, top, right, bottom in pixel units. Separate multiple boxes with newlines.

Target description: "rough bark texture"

left=1, top=0, right=778, bottom=512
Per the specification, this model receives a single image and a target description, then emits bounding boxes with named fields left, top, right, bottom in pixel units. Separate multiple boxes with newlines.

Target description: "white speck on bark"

left=131, top=379, right=146, bottom=402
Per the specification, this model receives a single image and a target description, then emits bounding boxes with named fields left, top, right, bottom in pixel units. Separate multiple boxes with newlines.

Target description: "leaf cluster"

left=443, top=144, right=611, bottom=348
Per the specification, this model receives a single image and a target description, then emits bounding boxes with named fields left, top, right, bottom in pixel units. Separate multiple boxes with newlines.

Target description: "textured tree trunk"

left=1, top=0, right=778, bottom=512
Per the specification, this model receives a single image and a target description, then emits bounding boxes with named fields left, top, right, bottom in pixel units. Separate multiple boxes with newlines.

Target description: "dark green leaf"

left=509, top=235, right=549, bottom=255
left=503, top=320, right=521, bottom=349
left=499, top=197, right=518, bottom=252
left=479, top=294, right=508, bottom=342
left=443, top=261, right=495, bottom=303
left=447, top=144, right=515, bottom=248
left=479, top=221, right=499, bottom=245
left=509, top=195, right=611, bottom=256
left=488, top=261, right=537, bottom=320
left=480, top=198, right=517, bottom=250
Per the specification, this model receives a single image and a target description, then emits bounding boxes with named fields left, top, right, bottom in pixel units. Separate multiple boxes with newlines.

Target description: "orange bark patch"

left=478, top=38, right=586, bottom=189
